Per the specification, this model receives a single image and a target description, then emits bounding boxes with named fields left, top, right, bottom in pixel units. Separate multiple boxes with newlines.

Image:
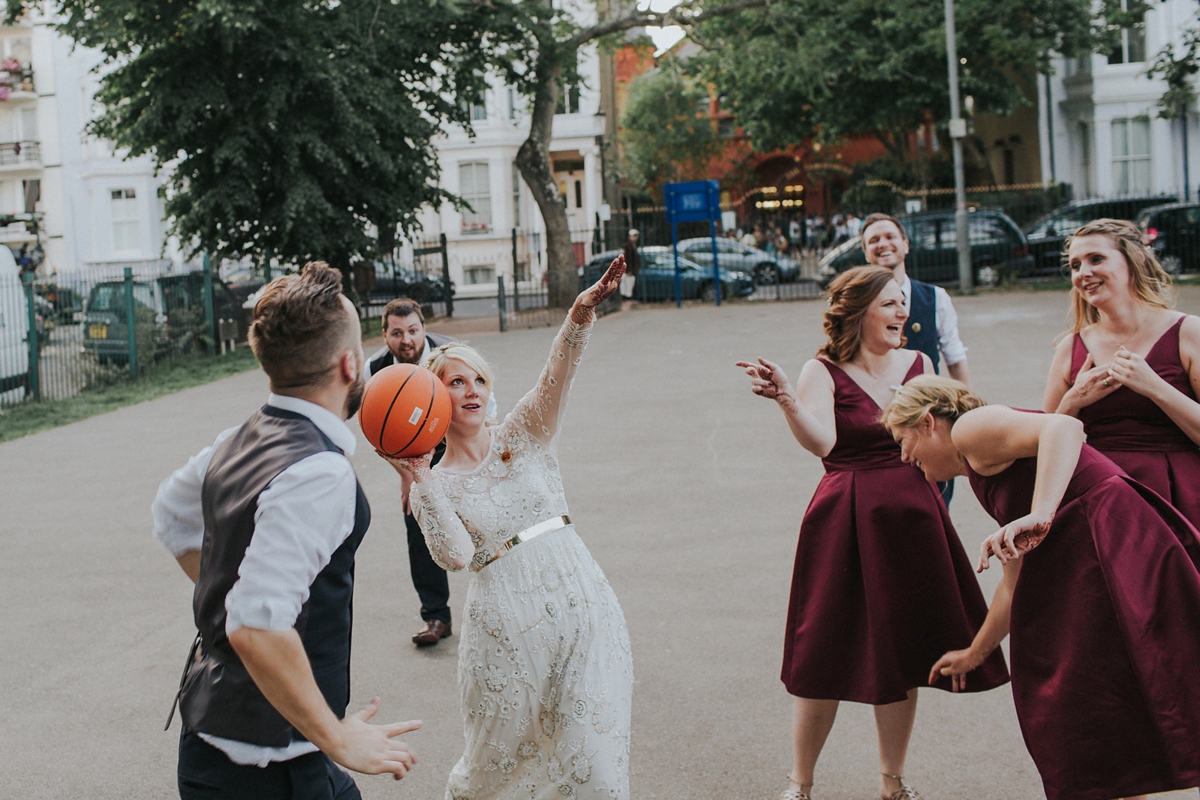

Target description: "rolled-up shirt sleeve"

left=934, top=286, right=969, bottom=366
left=224, top=451, right=358, bottom=634
left=152, top=427, right=238, bottom=557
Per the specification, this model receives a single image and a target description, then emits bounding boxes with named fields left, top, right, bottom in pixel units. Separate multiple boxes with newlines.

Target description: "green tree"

left=619, top=63, right=724, bottom=197
left=16, top=0, right=502, bottom=272
left=693, top=0, right=1095, bottom=159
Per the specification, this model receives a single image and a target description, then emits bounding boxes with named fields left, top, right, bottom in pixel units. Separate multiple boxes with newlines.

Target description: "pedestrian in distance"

left=1043, top=218, right=1200, bottom=529
left=381, top=255, right=634, bottom=800
left=736, top=265, right=1008, bottom=800
left=620, top=228, right=640, bottom=301
left=861, top=212, right=971, bottom=506
left=153, top=261, right=420, bottom=800
left=883, top=375, right=1200, bottom=800
left=368, top=297, right=496, bottom=647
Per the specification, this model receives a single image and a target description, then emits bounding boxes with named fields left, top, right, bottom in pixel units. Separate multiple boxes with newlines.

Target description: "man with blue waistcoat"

left=861, top=212, right=972, bottom=505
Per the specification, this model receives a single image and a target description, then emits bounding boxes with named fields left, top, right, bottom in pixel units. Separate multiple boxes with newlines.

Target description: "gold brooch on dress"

left=500, top=450, right=512, bottom=463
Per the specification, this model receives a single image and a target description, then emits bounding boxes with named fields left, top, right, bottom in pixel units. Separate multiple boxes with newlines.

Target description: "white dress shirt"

left=898, top=274, right=969, bottom=366
left=151, top=393, right=359, bottom=767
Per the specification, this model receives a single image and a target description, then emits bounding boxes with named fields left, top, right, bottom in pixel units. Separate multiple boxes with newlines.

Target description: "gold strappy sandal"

left=777, top=774, right=813, bottom=800
left=881, top=772, right=921, bottom=800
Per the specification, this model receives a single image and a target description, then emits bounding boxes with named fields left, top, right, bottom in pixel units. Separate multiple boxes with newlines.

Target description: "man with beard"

left=367, top=298, right=494, bottom=646
left=153, top=262, right=420, bottom=799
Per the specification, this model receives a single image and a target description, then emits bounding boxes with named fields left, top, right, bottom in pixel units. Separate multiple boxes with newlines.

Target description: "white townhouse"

left=1039, top=0, right=1200, bottom=200
left=407, top=5, right=622, bottom=297
left=0, top=13, right=173, bottom=277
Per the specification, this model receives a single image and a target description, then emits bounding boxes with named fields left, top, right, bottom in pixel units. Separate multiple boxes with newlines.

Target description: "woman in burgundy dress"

left=1043, top=218, right=1200, bottom=524
left=883, top=376, right=1200, bottom=800
left=737, top=266, right=1007, bottom=800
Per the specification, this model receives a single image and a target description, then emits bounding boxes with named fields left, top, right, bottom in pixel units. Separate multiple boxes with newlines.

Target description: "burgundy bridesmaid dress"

left=968, top=446, right=1200, bottom=800
left=781, top=355, right=1009, bottom=704
left=1069, top=316, right=1200, bottom=524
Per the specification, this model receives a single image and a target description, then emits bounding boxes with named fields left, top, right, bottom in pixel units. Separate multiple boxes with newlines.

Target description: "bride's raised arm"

left=510, top=255, right=625, bottom=445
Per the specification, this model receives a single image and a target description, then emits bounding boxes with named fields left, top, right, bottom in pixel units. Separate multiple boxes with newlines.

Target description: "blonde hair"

left=424, top=341, right=494, bottom=391
left=1064, top=218, right=1174, bottom=333
left=880, top=375, right=986, bottom=432
left=818, top=265, right=900, bottom=362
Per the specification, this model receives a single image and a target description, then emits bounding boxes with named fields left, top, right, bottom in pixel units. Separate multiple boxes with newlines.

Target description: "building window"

left=1111, top=117, right=1150, bottom=195
left=460, top=92, right=487, bottom=121
left=556, top=83, right=581, bottom=115
left=111, top=188, right=140, bottom=251
left=459, top=162, right=491, bottom=233
left=1106, top=0, right=1145, bottom=64
left=22, top=178, right=39, bottom=213
left=463, top=264, right=495, bottom=285
left=507, top=87, right=519, bottom=121
left=512, top=161, right=521, bottom=228
left=574, top=179, right=582, bottom=209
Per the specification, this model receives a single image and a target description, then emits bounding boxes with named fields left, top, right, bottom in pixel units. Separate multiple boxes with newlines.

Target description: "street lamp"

left=944, top=0, right=973, bottom=293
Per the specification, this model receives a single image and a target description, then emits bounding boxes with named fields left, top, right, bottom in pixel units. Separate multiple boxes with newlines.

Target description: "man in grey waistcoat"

left=153, top=262, right=420, bottom=799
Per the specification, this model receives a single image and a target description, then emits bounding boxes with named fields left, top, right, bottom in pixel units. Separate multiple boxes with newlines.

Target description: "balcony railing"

left=0, top=141, right=41, bottom=166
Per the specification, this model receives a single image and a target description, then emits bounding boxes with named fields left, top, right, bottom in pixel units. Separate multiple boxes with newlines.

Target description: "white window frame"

left=111, top=188, right=140, bottom=253
left=1111, top=117, right=1151, bottom=195
left=459, top=162, right=491, bottom=234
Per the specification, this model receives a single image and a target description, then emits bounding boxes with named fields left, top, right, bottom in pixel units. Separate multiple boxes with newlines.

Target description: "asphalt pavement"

left=3, top=287, right=1199, bottom=800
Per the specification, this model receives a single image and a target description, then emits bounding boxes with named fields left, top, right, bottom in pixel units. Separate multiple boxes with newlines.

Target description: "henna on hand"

left=571, top=254, right=626, bottom=326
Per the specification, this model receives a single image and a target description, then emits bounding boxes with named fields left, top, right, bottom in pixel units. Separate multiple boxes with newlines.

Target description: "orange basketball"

left=359, top=363, right=452, bottom=458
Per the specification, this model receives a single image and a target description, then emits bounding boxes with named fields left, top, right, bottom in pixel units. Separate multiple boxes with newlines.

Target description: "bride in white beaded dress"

left=383, top=255, right=633, bottom=800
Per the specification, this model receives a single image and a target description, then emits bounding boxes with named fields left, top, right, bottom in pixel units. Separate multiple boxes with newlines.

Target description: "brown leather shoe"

left=412, top=619, right=452, bottom=647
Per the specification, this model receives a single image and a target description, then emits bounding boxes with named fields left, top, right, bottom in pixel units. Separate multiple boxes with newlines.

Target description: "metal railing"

left=0, top=141, right=41, bottom=167
left=0, top=258, right=249, bottom=409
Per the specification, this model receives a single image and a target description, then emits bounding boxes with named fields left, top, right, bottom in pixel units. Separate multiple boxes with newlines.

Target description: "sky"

left=642, top=0, right=686, bottom=55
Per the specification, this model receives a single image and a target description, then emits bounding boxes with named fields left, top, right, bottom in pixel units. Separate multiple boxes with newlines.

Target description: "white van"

left=0, top=246, right=30, bottom=403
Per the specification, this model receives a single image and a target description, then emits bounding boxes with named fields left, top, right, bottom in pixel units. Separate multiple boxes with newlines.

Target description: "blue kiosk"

left=664, top=179, right=722, bottom=307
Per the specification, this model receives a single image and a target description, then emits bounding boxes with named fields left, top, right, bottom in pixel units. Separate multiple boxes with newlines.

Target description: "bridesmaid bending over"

left=884, top=376, right=1200, bottom=800
left=1044, top=218, right=1200, bottom=526
left=737, top=266, right=1008, bottom=800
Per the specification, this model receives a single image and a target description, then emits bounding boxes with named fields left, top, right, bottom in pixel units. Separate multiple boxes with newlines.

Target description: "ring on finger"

left=1102, top=377, right=1111, bottom=388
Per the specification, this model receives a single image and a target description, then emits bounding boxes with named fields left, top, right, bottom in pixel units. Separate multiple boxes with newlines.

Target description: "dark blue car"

left=588, top=247, right=755, bottom=302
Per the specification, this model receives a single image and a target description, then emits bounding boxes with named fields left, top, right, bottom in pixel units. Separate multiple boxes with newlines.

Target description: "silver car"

left=676, top=238, right=801, bottom=285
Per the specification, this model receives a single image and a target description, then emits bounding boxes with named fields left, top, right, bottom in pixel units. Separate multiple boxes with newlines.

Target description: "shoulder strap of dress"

left=903, top=349, right=926, bottom=381
left=1068, top=332, right=1087, bottom=378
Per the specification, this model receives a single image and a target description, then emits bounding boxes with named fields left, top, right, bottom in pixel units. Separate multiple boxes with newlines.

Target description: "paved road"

left=4, top=287, right=1200, bottom=800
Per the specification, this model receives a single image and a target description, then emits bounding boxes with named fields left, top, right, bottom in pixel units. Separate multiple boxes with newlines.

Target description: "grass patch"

left=0, top=347, right=261, bottom=444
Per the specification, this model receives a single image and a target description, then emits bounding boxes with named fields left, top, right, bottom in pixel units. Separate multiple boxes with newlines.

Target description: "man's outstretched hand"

left=328, top=698, right=422, bottom=781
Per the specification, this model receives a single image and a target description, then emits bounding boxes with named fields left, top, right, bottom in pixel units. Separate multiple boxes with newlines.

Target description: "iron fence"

left=0, top=259, right=250, bottom=409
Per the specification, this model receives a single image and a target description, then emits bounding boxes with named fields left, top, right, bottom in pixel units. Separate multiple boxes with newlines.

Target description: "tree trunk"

left=516, top=53, right=579, bottom=309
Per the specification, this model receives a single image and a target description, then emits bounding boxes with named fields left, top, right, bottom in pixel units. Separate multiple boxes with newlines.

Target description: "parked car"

left=223, top=266, right=290, bottom=308
left=675, top=238, right=801, bottom=285
left=1137, top=202, right=1200, bottom=274
left=367, top=261, right=454, bottom=305
left=818, top=209, right=1034, bottom=285
left=1024, top=196, right=1176, bottom=273
left=588, top=247, right=755, bottom=302
left=0, top=246, right=29, bottom=397
left=82, top=271, right=241, bottom=363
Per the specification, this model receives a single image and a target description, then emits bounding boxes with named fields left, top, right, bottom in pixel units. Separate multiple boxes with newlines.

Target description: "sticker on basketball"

left=359, top=364, right=451, bottom=458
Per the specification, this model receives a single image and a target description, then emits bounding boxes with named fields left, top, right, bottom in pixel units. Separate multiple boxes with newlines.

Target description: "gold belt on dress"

left=484, top=515, right=571, bottom=566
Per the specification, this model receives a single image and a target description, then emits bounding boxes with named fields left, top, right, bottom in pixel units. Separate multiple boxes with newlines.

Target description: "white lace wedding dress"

left=409, top=314, right=633, bottom=800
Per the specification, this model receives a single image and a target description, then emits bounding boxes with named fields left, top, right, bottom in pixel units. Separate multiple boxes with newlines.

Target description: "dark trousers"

left=406, top=512, right=450, bottom=624
left=939, top=477, right=955, bottom=508
left=177, top=727, right=360, bottom=800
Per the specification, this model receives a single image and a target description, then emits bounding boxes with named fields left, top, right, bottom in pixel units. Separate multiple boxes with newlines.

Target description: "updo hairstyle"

left=880, top=375, right=986, bottom=432
left=818, top=265, right=900, bottom=363
left=1064, top=218, right=1174, bottom=332
left=424, top=341, right=495, bottom=391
